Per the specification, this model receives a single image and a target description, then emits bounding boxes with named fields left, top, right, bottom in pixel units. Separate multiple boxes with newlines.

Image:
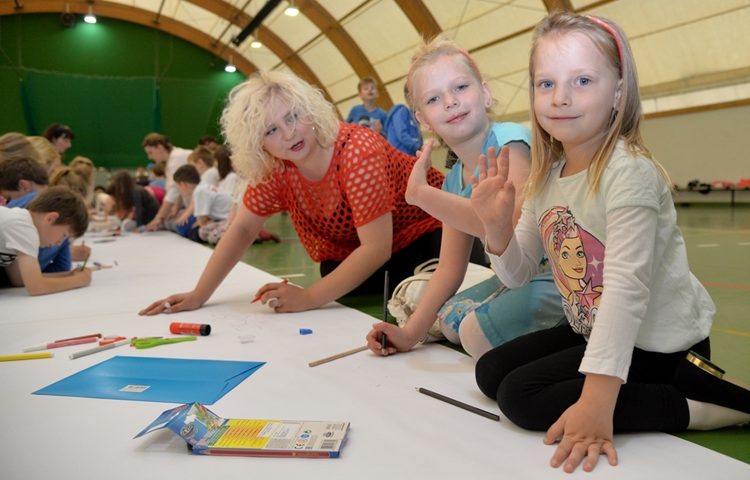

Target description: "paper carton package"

left=135, top=402, right=349, bottom=458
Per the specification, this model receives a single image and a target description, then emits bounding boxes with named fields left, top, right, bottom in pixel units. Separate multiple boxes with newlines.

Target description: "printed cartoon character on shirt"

left=539, top=207, right=604, bottom=336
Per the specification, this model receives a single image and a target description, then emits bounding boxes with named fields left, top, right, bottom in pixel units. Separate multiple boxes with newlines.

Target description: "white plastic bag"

left=387, top=259, right=441, bottom=339
left=387, top=259, right=496, bottom=343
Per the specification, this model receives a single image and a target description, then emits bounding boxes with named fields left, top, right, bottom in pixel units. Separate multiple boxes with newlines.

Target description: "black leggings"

left=475, top=323, right=710, bottom=432
left=320, top=228, right=442, bottom=297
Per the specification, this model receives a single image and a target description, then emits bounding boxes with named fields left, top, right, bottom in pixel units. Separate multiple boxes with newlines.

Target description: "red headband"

left=586, top=15, right=623, bottom=74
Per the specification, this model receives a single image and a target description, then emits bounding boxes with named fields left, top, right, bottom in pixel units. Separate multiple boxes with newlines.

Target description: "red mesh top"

left=244, top=123, right=443, bottom=262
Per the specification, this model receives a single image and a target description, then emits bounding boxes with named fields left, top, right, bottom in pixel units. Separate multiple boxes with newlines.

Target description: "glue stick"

left=169, top=322, right=211, bottom=336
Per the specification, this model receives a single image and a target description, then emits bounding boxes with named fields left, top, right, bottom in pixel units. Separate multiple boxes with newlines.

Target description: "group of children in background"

left=0, top=128, right=269, bottom=297
left=1, top=128, right=91, bottom=295
left=2, top=10, right=749, bottom=474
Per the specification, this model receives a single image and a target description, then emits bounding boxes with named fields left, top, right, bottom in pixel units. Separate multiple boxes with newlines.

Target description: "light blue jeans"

left=437, top=271, right=565, bottom=348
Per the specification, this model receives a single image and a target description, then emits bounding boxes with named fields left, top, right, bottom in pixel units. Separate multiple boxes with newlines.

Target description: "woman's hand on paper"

left=254, top=281, right=310, bottom=313
left=138, top=291, right=203, bottom=316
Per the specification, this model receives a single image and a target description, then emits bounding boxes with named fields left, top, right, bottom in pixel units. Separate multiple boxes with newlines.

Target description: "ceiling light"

left=250, top=40, right=262, bottom=49
left=84, top=5, right=96, bottom=23
left=225, top=55, right=237, bottom=73
left=284, top=1, right=299, bottom=17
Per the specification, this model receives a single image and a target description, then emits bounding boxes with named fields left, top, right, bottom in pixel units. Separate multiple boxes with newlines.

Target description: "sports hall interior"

left=1, top=0, right=748, bottom=466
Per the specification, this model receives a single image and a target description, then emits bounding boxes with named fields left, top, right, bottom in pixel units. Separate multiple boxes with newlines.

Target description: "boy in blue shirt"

left=345, top=76, right=388, bottom=133
left=383, top=85, right=423, bottom=156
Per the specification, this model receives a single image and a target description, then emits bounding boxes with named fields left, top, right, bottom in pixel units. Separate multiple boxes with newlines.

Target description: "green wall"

left=0, top=14, right=245, bottom=168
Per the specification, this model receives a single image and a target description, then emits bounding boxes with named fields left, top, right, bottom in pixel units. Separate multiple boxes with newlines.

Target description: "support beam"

left=298, top=0, right=393, bottom=110
left=188, top=0, right=330, bottom=101
left=394, top=0, right=441, bottom=39
left=541, top=0, right=573, bottom=12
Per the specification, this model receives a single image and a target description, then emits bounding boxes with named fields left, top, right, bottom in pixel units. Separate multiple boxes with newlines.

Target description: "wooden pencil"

left=308, top=345, right=369, bottom=368
left=416, top=387, right=500, bottom=421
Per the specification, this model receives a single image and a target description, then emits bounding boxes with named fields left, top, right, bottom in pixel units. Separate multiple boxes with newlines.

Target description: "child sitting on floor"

left=211, top=145, right=280, bottom=245
left=107, top=171, right=161, bottom=231
left=174, top=147, right=221, bottom=235
left=172, top=164, right=232, bottom=243
left=0, top=186, right=91, bottom=295
left=472, top=12, right=750, bottom=473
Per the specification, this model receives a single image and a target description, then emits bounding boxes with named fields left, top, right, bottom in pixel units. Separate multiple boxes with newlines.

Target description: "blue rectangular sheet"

left=33, top=356, right=265, bottom=404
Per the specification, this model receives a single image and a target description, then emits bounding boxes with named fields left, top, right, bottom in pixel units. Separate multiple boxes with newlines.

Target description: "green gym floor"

left=240, top=204, right=750, bottom=464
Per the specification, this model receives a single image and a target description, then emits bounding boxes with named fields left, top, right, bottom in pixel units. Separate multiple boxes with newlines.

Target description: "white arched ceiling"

left=3, top=0, right=750, bottom=121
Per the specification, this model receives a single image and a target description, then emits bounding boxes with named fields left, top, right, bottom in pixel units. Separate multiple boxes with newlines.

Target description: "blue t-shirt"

left=346, top=104, right=388, bottom=130
left=8, top=190, right=73, bottom=273
left=383, top=104, right=422, bottom=156
left=441, top=122, right=531, bottom=198
left=6, top=191, right=37, bottom=208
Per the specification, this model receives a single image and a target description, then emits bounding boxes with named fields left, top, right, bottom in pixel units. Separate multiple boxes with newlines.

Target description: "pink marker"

left=22, top=336, right=99, bottom=352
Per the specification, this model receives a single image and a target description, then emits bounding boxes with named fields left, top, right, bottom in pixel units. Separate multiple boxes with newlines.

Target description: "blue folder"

left=33, top=356, right=265, bottom=404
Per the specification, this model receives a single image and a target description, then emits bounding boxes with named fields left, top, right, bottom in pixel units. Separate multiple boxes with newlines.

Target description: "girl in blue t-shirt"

left=366, top=35, right=564, bottom=359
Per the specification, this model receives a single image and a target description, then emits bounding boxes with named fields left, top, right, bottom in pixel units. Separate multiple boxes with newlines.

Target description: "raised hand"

left=470, top=145, right=516, bottom=254
left=405, top=138, right=435, bottom=206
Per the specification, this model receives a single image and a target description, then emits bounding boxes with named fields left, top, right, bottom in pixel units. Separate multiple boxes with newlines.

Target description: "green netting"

left=11, top=71, right=238, bottom=169
left=0, top=14, right=244, bottom=170
left=19, top=71, right=155, bottom=167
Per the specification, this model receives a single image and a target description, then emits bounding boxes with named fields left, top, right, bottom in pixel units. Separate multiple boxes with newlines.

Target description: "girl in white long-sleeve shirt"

left=471, top=12, right=750, bottom=474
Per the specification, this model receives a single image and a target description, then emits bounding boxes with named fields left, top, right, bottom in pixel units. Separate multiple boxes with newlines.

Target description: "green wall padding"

left=0, top=14, right=245, bottom=169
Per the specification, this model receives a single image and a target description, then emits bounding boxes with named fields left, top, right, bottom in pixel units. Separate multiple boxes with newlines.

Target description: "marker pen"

left=22, top=336, right=99, bottom=352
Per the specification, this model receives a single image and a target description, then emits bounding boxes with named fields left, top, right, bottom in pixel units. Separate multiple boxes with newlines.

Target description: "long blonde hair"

left=526, top=12, right=670, bottom=197
left=49, top=167, right=89, bottom=199
left=220, top=70, right=339, bottom=186
left=0, top=132, right=40, bottom=163
left=27, top=136, right=61, bottom=175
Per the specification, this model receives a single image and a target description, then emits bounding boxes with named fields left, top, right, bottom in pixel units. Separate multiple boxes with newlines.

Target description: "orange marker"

left=99, top=336, right=127, bottom=346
